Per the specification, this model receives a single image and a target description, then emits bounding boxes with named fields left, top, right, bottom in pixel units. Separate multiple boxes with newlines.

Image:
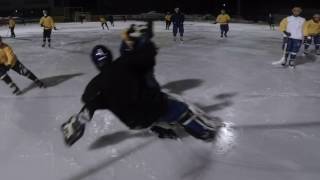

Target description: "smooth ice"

left=0, top=21, right=320, bottom=180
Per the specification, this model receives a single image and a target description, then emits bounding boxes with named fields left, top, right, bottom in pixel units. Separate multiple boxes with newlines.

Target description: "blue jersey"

left=172, top=13, right=185, bottom=25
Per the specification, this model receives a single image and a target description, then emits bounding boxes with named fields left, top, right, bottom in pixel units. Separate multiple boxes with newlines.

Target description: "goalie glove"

left=61, top=110, right=90, bottom=146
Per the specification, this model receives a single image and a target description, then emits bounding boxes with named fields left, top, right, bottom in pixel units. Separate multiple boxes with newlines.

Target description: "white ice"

left=0, top=21, right=320, bottom=180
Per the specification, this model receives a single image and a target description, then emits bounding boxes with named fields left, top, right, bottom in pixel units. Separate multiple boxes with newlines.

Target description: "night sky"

left=2, top=0, right=319, bottom=19
left=69, top=0, right=320, bottom=14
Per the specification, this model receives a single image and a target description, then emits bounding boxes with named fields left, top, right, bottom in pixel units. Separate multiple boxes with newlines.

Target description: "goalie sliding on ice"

left=61, top=21, right=223, bottom=146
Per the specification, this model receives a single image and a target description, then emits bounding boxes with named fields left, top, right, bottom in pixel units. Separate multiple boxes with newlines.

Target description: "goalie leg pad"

left=179, top=111, right=217, bottom=141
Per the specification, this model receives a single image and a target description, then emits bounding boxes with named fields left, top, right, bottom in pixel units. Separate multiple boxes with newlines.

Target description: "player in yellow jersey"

left=303, top=14, right=320, bottom=55
left=8, top=16, right=16, bottom=38
left=165, top=12, right=172, bottom=30
left=100, top=16, right=109, bottom=30
left=40, top=10, right=57, bottom=48
left=0, top=36, right=45, bottom=95
left=216, top=9, right=231, bottom=38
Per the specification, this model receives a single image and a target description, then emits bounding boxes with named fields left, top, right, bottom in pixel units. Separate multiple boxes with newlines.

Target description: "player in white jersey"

left=279, top=7, right=305, bottom=68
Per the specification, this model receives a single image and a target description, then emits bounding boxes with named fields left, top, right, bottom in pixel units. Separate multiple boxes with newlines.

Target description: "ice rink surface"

left=0, top=21, right=320, bottom=180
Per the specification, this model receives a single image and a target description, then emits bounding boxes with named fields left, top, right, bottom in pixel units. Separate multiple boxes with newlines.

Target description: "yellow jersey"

left=8, top=19, right=16, bottom=28
left=165, top=15, right=171, bottom=21
left=100, top=17, right=107, bottom=23
left=0, top=43, right=17, bottom=67
left=40, top=16, right=55, bottom=30
left=216, top=14, right=231, bottom=24
left=303, top=19, right=320, bottom=36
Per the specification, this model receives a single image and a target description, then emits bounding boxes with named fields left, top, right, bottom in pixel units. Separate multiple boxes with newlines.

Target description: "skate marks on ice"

left=234, top=121, right=320, bottom=131
left=212, top=122, right=237, bottom=154
left=196, top=92, right=238, bottom=154
left=67, top=139, right=156, bottom=180
left=68, top=129, right=236, bottom=180
left=58, top=38, right=102, bottom=46
left=89, top=131, right=152, bottom=150
left=20, top=73, right=84, bottom=95
left=178, top=124, right=236, bottom=179
left=179, top=146, right=216, bottom=180
left=1, top=36, right=33, bottom=41
left=50, top=47, right=90, bottom=55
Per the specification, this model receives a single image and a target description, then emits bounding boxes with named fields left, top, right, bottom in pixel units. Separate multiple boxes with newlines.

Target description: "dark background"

left=2, top=0, right=320, bottom=20
left=64, top=0, right=320, bottom=14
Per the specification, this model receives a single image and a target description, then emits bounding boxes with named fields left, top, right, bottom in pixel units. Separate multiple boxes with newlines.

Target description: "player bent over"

left=279, top=7, right=305, bottom=68
left=303, top=14, right=320, bottom=55
left=61, top=23, right=221, bottom=146
left=0, top=36, right=45, bottom=95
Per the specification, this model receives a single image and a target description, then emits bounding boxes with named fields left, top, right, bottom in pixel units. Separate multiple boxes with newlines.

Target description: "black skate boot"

left=10, top=83, right=22, bottom=96
left=61, top=114, right=86, bottom=146
left=288, top=60, right=296, bottom=69
left=304, top=49, right=311, bottom=55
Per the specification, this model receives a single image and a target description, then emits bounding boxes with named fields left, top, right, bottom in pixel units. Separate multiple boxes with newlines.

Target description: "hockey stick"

left=272, top=40, right=288, bottom=65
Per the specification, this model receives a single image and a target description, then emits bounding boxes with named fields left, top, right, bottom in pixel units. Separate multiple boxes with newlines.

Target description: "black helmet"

left=91, top=45, right=113, bottom=70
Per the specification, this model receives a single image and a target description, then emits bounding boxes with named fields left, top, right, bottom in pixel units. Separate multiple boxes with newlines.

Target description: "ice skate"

left=288, top=60, right=296, bottom=69
left=304, top=49, right=311, bottom=55
left=11, top=84, right=22, bottom=96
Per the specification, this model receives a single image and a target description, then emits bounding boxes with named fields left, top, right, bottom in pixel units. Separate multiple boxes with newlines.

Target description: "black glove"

left=41, top=24, right=44, bottom=27
left=283, top=31, right=291, bottom=37
left=151, top=126, right=178, bottom=139
left=54, top=27, right=58, bottom=30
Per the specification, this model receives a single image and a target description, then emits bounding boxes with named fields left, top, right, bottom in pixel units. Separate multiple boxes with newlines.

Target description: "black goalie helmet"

left=91, top=45, right=113, bottom=70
